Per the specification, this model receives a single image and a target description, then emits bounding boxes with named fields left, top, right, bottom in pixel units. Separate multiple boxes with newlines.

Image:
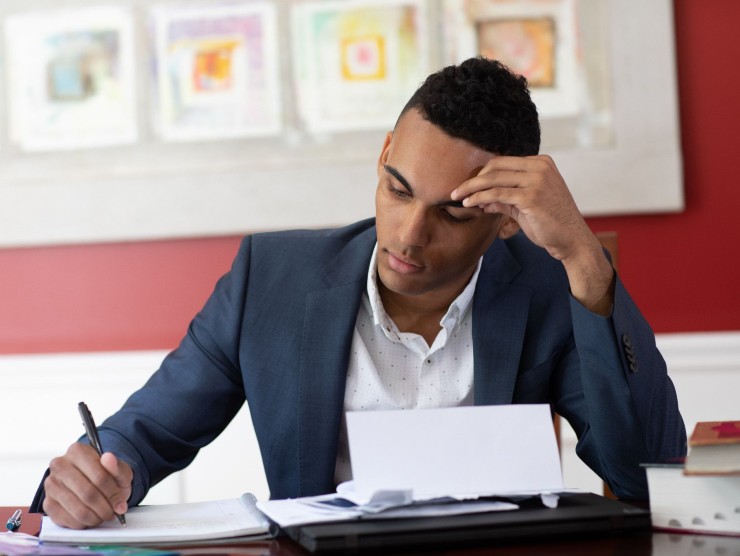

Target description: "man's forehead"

left=391, top=115, right=494, bottom=165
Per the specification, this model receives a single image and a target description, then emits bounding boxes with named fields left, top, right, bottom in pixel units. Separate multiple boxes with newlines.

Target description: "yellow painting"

left=292, top=0, right=427, bottom=132
left=341, top=35, right=386, bottom=80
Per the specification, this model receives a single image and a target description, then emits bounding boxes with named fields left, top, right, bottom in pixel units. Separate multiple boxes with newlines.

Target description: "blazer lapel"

left=473, top=239, right=532, bottom=406
left=297, top=227, right=376, bottom=496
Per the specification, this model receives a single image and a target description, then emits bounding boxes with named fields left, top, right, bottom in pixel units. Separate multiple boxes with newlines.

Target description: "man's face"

left=375, top=109, right=511, bottom=303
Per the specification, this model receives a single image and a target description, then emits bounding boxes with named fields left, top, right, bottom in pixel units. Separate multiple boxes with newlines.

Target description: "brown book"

left=684, top=421, right=740, bottom=476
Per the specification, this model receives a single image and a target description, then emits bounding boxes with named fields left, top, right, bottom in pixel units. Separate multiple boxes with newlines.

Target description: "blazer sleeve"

left=31, top=236, right=255, bottom=510
left=552, top=275, right=686, bottom=500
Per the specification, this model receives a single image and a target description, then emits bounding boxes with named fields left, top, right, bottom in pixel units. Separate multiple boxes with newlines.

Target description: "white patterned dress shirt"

left=334, top=244, right=481, bottom=484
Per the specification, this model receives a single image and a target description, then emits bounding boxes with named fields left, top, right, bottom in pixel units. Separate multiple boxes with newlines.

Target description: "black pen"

left=78, top=401, right=126, bottom=526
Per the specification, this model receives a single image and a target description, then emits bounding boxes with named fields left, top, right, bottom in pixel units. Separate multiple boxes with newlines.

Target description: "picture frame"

left=0, top=0, right=682, bottom=247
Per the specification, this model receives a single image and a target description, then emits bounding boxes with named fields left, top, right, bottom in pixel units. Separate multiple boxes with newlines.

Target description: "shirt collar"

left=365, top=243, right=482, bottom=340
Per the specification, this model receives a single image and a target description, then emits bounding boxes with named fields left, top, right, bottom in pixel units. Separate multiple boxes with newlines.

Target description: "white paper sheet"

left=346, top=404, right=563, bottom=499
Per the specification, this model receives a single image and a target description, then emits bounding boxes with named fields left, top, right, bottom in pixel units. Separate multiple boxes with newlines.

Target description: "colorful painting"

left=292, top=0, right=428, bottom=133
left=5, top=7, right=137, bottom=151
left=443, top=0, right=579, bottom=118
left=153, top=3, right=281, bottom=141
left=476, top=17, right=555, bottom=88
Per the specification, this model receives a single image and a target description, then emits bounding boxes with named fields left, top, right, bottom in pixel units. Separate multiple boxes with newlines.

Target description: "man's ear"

left=377, top=131, right=393, bottom=176
left=497, top=216, right=520, bottom=239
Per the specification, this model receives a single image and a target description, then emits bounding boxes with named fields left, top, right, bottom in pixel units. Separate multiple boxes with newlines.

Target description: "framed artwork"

left=153, top=2, right=281, bottom=141
left=292, top=0, right=429, bottom=133
left=443, top=0, right=580, bottom=118
left=5, top=6, right=137, bottom=151
left=0, top=0, right=682, bottom=247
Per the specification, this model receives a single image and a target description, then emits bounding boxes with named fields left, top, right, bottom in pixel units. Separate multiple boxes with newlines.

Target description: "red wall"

left=1, top=1, right=738, bottom=355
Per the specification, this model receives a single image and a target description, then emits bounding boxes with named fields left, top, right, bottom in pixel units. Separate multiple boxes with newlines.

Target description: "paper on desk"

left=347, top=404, right=563, bottom=500
left=39, top=493, right=270, bottom=544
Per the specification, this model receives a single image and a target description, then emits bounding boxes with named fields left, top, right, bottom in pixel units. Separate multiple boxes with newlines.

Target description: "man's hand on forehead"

left=449, top=154, right=590, bottom=260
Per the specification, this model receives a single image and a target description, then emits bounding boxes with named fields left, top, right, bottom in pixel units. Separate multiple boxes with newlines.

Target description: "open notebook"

left=39, top=493, right=270, bottom=544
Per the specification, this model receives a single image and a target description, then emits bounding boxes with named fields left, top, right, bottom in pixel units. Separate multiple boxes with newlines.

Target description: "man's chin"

left=378, top=270, right=429, bottom=298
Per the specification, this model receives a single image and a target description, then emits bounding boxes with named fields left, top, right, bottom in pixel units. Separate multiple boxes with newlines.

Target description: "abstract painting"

left=153, top=2, right=281, bottom=141
left=5, top=7, right=137, bottom=151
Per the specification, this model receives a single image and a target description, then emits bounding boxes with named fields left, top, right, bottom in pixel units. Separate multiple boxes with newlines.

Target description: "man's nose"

left=398, top=204, right=431, bottom=247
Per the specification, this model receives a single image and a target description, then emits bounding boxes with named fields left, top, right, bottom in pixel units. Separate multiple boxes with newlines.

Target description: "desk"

left=4, top=506, right=740, bottom=556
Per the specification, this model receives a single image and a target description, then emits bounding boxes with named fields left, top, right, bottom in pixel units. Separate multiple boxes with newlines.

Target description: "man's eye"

left=389, top=185, right=410, bottom=198
left=442, top=210, right=471, bottom=224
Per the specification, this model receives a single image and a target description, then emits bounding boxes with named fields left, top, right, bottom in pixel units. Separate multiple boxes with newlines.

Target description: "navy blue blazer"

left=32, top=218, right=686, bottom=509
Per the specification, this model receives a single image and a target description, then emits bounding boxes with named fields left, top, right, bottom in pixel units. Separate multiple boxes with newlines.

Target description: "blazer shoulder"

left=249, top=218, right=375, bottom=247
left=233, top=218, right=376, bottom=287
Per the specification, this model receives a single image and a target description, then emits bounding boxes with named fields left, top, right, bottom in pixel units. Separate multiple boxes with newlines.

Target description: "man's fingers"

left=54, top=449, right=117, bottom=520
left=43, top=497, right=88, bottom=530
left=44, top=442, right=132, bottom=528
left=74, top=448, right=130, bottom=517
left=100, top=452, right=132, bottom=513
left=462, top=185, right=530, bottom=212
left=44, top=459, right=111, bottom=528
left=452, top=170, right=538, bottom=204
left=452, top=155, right=559, bottom=202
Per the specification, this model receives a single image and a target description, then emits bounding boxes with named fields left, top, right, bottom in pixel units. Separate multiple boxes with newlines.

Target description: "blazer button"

left=629, top=362, right=639, bottom=373
left=622, top=333, right=633, bottom=348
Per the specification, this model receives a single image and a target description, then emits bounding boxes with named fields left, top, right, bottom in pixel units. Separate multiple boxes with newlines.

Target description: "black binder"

left=282, top=492, right=650, bottom=554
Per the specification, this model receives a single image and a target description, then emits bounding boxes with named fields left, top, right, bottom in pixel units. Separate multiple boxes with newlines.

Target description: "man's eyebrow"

left=383, top=164, right=465, bottom=208
left=384, top=165, right=413, bottom=194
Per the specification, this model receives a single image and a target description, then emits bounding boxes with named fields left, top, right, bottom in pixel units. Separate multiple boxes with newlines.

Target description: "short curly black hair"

left=398, top=57, right=540, bottom=156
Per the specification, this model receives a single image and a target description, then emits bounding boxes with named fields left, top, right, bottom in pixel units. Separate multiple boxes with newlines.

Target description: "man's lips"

left=386, top=251, right=424, bottom=274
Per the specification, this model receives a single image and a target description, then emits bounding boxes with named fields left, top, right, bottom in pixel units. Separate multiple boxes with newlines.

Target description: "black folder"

left=282, top=492, right=650, bottom=554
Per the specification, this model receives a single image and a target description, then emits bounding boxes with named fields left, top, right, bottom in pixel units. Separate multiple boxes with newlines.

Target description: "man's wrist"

left=562, top=240, right=616, bottom=315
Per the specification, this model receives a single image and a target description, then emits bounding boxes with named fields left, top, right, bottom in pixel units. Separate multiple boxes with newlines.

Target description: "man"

left=33, top=58, right=686, bottom=529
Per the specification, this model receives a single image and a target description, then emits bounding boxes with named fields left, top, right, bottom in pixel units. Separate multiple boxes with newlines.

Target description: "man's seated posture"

left=32, top=57, right=686, bottom=529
